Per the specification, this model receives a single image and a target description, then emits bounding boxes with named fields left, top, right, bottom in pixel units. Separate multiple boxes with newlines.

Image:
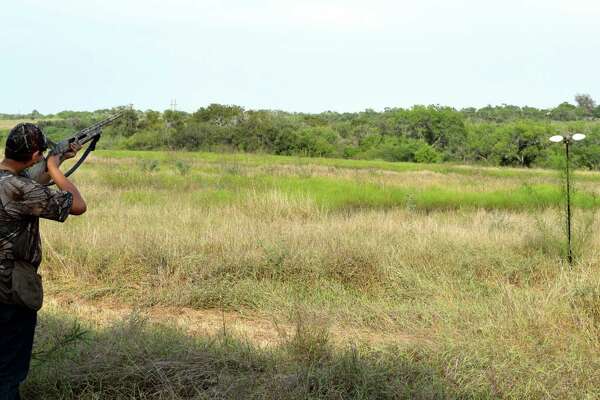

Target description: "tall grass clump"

left=174, top=159, right=191, bottom=175
left=26, top=307, right=468, bottom=399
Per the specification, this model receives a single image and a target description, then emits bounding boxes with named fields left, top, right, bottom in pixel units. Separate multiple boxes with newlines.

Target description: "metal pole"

left=565, top=139, right=573, bottom=264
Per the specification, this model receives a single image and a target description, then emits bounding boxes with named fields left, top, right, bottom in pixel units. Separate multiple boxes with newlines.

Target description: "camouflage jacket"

left=0, top=169, right=72, bottom=307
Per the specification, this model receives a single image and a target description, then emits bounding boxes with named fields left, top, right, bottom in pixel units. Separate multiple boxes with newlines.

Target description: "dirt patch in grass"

left=45, top=295, right=422, bottom=348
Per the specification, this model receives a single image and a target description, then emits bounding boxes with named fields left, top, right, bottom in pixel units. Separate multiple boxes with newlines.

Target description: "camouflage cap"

left=6, top=123, right=47, bottom=158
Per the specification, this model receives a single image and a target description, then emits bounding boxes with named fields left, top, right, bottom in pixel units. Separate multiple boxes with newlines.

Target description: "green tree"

left=551, top=102, right=578, bottom=121
left=294, top=126, right=339, bottom=157
left=111, top=108, right=139, bottom=137
left=192, top=104, right=244, bottom=126
left=414, top=144, right=442, bottom=163
left=492, top=122, right=549, bottom=167
left=397, top=106, right=467, bottom=160
left=575, top=93, right=596, bottom=116
left=163, top=110, right=186, bottom=131
left=464, top=122, right=500, bottom=163
left=170, top=122, right=218, bottom=150
left=236, top=111, right=300, bottom=154
left=30, top=110, right=41, bottom=120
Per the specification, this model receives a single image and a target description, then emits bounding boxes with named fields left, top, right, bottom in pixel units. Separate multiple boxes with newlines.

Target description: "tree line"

left=3, top=94, right=600, bottom=169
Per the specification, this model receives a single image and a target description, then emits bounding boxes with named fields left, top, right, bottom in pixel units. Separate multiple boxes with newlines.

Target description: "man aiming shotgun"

left=0, top=123, right=86, bottom=399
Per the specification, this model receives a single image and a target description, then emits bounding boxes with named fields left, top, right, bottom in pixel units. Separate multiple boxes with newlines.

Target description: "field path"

left=45, top=295, right=420, bottom=348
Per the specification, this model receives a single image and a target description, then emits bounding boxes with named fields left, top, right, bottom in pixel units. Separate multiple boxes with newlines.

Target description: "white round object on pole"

left=549, top=135, right=564, bottom=143
left=572, top=133, right=586, bottom=141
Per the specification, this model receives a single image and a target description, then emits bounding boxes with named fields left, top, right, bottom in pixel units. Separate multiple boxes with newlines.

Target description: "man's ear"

left=29, top=150, right=42, bottom=163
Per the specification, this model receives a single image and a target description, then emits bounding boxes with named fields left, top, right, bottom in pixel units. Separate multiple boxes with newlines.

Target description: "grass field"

left=22, top=151, right=600, bottom=399
left=0, top=119, right=33, bottom=131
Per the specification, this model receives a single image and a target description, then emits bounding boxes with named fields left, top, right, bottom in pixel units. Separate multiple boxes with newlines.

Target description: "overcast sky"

left=1, top=0, right=599, bottom=114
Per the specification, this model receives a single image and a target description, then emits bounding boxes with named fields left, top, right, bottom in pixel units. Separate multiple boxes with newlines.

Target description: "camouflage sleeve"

left=9, top=178, right=73, bottom=222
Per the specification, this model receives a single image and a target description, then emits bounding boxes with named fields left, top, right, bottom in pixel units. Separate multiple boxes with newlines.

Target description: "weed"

left=570, top=283, right=600, bottom=328
left=284, top=309, right=332, bottom=365
left=174, top=159, right=191, bottom=175
left=139, top=159, right=160, bottom=173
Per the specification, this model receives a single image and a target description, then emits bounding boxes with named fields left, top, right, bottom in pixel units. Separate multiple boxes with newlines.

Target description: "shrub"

left=139, top=159, right=160, bottom=173
left=414, top=144, right=442, bottom=163
left=174, top=160, right=191, bottom=175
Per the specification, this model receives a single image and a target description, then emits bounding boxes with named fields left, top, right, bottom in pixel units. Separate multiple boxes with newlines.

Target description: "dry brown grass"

left=0, top=119, right=31, bottom=130
left=33, top=153, right=600, bottom=398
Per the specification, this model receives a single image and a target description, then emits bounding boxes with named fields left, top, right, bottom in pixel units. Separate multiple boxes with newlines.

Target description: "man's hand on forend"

left=62, top=143, right=83, bottom=160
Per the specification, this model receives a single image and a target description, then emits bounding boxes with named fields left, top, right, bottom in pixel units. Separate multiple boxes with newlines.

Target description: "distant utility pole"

left=165, top=99, right=177, bottom=136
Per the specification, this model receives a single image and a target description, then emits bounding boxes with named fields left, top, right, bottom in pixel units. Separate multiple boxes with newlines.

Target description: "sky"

left=1, top=0, right=599, bottom=114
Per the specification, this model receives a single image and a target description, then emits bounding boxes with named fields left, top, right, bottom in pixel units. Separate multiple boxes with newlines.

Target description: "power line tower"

left=165, top=99, right=177, bottom=141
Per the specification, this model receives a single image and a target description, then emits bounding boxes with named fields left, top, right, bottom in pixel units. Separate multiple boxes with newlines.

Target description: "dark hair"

left=5, top=123, right=48, bottom=162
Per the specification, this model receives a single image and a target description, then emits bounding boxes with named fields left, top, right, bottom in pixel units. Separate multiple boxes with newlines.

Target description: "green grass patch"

left=94, top=159, right=600, bottom=212
left=191, top=188, right=238, bottom=206
left=261, top=176, right=600, bottom=211
left=94, top=149, right=600, bottom=182
left=120, top=191, right=166, bottom=206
